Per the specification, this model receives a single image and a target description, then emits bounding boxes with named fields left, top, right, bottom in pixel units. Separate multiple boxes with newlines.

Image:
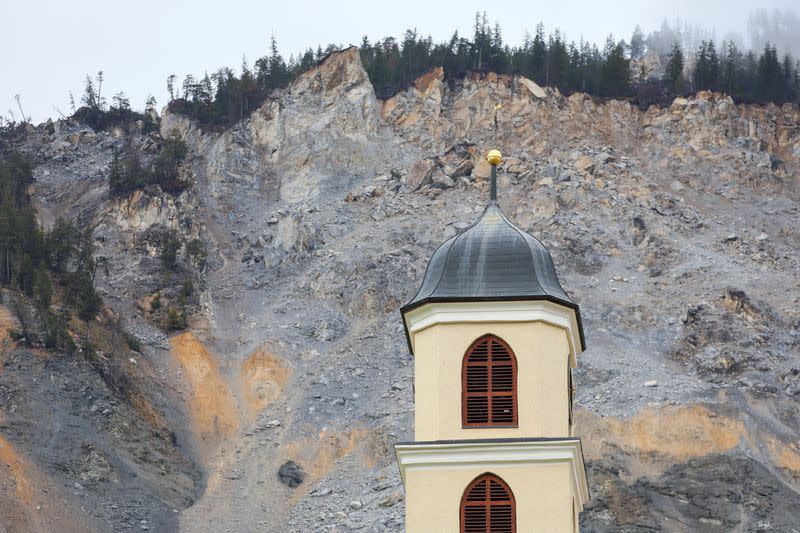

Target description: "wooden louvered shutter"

left=461, top=474, right=516, bottom=533
left=463, top=335, right=517, bottom=427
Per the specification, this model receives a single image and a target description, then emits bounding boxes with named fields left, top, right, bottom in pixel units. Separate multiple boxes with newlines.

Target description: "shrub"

left=81, top=341, right=98, bottom=361
left=159, top=232, right=181, bottom=270
left=179, top=277, right=193, bottom=306
left=71, top=106, right=156, bottom=133
left=122, top=331, right=141, bottom=352
left=185, top=238, right=207, bottom=265
left=43, top=315, right=77, bottom=355
left=165, top=307, right=187, bottom=331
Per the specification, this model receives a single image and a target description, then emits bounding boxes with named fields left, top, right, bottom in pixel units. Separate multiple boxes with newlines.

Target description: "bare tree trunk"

left=14, top=95, right=27, bottom=123
left=97, top=72, right=104, bottom=111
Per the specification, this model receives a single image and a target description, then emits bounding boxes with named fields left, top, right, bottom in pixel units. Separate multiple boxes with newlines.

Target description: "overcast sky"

left=2, top=0, right=798, bottom=123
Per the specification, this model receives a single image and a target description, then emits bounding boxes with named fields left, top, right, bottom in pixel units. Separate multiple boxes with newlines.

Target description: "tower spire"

left=487, top=149, right=502, bottom=202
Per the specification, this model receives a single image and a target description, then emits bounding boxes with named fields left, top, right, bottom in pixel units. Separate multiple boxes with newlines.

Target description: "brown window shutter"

left=461, top=474, right=516, bottom=533
left=462, top=335, right=518, bottom=427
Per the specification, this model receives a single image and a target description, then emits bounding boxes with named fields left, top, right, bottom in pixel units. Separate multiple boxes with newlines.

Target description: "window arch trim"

left=460, top=472, right=516, bottom=533
left=461, top=334, right=518, bottom=428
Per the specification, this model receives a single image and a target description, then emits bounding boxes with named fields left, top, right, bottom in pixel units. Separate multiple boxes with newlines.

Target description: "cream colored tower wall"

left=405, top=462, right=576, bottom=533
left=413, top=320, right=571, bottom=441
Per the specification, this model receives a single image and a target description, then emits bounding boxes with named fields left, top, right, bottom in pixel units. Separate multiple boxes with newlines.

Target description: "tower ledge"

left=395, top=437, right=590, bottom=510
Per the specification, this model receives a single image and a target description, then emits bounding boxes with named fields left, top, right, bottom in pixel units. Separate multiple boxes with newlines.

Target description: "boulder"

left=277, top=461, right=304, bottom=488
left=473, top=158, right=492, bottom=179
left=519, top=76, right=547, bottom=99
left=405, top=160, right=434, bottom=190
left=575, top=155, right=595, bottom=173
left=431, top=171, right=456, bottom=189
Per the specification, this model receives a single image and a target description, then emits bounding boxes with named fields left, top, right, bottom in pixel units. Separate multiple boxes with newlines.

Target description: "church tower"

left=395, top=150, right=589, bottom=532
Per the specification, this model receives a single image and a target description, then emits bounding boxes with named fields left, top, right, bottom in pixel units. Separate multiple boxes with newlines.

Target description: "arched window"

left=461, top=473, right=516, bottom=533
left=462, top=335, right=517, bottom=427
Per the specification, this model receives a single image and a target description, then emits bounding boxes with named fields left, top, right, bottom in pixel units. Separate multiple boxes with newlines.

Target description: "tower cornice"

left=403, top=300, right=583, bottom=366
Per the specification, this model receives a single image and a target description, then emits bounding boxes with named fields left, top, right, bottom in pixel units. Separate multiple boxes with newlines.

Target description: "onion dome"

left=401, top=150, right=584, bottom=352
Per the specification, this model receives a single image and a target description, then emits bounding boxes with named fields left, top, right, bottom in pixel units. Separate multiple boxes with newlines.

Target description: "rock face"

left=162, top=46, right=409, bottom=206
left=4, top=46, right=800, bottom=533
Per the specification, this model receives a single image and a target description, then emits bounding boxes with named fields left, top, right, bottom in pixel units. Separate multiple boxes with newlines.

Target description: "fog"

left=748, top=8, right=800, bottom=58
left=2, top=0, right=799, bottom=123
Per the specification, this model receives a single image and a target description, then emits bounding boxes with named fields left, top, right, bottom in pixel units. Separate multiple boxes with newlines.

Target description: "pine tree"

left=67, top=230, right=102, bottom=322
left=601, top=41, right=631, bottom=96
left=267, top=35, right=289, bottom=90
left=239, top=57, right=256, bottom=121
left=108, top=149, right=124, bottom=195
left=34, top=265, right=51, bottom=309
left=181, top=74, right=195, bottom=100
left=721, top=41, right=742, bottom=96
left=486, top=22, right=508, bottom=73
left=360, top=36, right=373, bottom=65
left=81, top=75, right=98, bottom=109
left=531, top=23, right=547, bottom=84
left=757, top=43, right=784, bottom=102
left=741, top=50, right=759, bottom=100
left=547, top=29, right=570, bottom=89
left=664, top=43, right=686, bottom=95
left=167, top=74, right=177, bottom=102
left=794, top=60, right=800, bottom=101
left=112, top=92, right=130, bottom=114
left=781, top=53, right=794, bottom=99
left=472, top=11, right=490, bottom=71
left=298, top=48, right=316, bottom=71
left=150, top=134, right=189, bottom=193
left=707, top=41, right=720, bottom=91
left=630, top=25, right=646, bottom=61
left=567, top=41, right=581, bottom=89
left=693, top=41, right=719, bottom=91
left=145, top=95, right=157, bottom=114
left=46, top=217, right=79, bottom=273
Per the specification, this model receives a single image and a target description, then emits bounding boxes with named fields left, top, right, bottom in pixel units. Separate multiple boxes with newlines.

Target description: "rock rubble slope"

left=2, top=46, right=799, bottom=532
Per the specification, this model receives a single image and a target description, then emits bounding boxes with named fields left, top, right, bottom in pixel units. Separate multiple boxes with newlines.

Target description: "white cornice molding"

left=394, top=439, right=590, bottom=509
left=403, top=300, right=583, bottom=365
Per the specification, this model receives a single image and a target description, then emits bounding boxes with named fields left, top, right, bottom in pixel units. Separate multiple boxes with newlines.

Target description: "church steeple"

left=395, top=150, right=590, bottom=533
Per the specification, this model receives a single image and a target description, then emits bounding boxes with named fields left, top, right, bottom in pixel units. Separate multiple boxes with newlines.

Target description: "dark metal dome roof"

left=401, top=200, right=585, bottom=349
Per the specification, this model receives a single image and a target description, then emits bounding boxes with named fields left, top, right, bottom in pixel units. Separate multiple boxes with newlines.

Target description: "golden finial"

left=487, top=149, right=503, bottom=166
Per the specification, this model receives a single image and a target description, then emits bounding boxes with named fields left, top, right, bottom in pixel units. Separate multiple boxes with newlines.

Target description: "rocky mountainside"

left=2, top=46, right=800, bottom=532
